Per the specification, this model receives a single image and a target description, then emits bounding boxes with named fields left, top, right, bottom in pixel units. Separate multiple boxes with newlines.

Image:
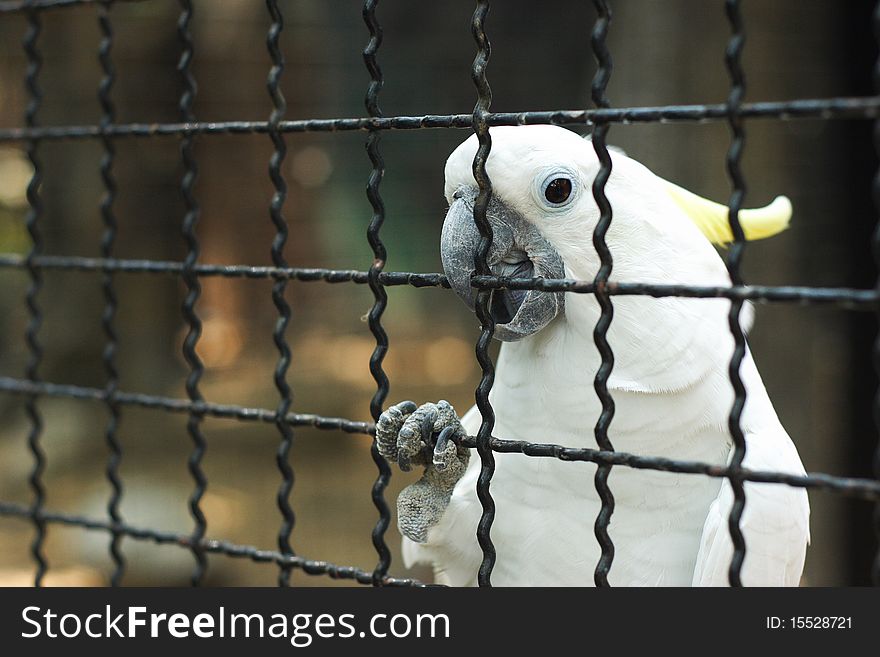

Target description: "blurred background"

left=0, top=0, right=877, bottom=586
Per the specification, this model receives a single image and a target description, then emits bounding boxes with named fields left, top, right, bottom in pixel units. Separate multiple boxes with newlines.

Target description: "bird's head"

left=440, top=125, right=791, bottom=342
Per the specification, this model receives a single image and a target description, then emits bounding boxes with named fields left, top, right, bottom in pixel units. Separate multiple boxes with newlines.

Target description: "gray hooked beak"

left=440, top=187, right=565, bottom=342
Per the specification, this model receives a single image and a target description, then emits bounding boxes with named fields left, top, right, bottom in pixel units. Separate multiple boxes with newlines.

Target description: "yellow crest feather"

left=662, top=181, right=792, bottom=246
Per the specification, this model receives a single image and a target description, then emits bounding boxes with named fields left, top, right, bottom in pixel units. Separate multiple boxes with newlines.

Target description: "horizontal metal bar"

left=2, top=375, right=877, bottom=499
left=0, top=96, right=877, bottom=142
left=0, top=253, right=451, bottom=287
left=0, top=501, right=426, bottom=586
left=0, top=0, right=147, bottom=12
left=472, top=275, right=880, bottom=309
left=0, top=376, right=374, bottom=435
left=1, top=253, right=875, bottom=309
left=464, top=437, right=880, bottom=500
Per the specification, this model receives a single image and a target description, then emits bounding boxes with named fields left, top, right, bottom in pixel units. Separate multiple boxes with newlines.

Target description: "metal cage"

left=0, top=0, right=878, bottom=587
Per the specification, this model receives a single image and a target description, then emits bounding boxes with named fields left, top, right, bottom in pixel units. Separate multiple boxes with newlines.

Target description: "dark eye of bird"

left=545, top=177, right=572, bottom=204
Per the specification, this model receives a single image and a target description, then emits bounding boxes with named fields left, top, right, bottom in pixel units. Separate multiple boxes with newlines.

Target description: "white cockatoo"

left=376, top=125, right=809, bottom=586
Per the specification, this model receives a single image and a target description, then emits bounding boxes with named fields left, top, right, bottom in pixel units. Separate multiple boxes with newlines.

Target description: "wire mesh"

left=588, top=0, right=616, bottom=587
left=96, top=0, right=123, bottom=588
left=362, top=0, right=394, bottom=586
left=0, top=0, right=877, bottom=588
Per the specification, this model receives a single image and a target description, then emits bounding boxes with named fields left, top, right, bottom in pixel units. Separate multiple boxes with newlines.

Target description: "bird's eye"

left=544, top=178, right=573, bottom=205
left=534, top=168, right=578, bottom=210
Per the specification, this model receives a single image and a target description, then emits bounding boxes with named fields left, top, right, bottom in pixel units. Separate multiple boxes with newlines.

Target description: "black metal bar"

left=471, top=276, right=880, bottom=308
left=22, top=4, right=47, bottom=588
left=97, top=0, right=125, bottom=587
left=470, top=0, right=497, bottom=588
left=724, top=0, right=748, bottom=588
left=1, top=97, right=878, bottom=143
left=2, top=254, right=878, bottom=308
left=461, top=439, right=880, bottom=500
left=1, top=374, right=878, bottom=499
left=0, top=502, right=427, bottom=587
left=0, top=254, right=451, bottom=287
left=177, top=0, right=208, bottom=587
left=266, top=0, right=296, bottom=587
left=872, top=0, right=880, bottom=587
left=0, top=0, right=874, bottom=590
left=589, top=0, right=616, bottom=588
left=0, top=376, right=374, bottom=435
left=0, top=0, right=148, bottom=12
left=362, top=0, right=393, bottom=587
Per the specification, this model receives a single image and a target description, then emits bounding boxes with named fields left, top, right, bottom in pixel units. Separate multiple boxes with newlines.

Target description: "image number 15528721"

left=766, top=617, right=852, bottom=630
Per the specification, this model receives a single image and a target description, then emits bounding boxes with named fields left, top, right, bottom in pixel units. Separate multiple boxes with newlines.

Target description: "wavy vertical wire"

left=724, top=0, right=748, bottom=588
left=470, top=0, right=497, bottom=587
left=98, top=0, right=125, bottom=586
left=872, top=0, right=880, bottom=587
left=362, top=0, right=392, bottom=585
left=589, top=0, right=616, bottom=588
left=23, top=6, right=47, bottom=587
left=266, top=0, right=296, bottom=587
left=177, top=0, right=208, bottom=586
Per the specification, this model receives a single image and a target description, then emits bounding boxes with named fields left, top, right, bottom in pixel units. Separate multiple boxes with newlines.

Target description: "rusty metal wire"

left=0, top=376, right=375, bottom=434
left=97, top=0, right=124, bottom=587
left=723, top=0, right=749, bottom=589
left=470, top=0, right=498, bottom=588
left=873, top=1, right=880, bottom=587
left=0, top=253, right=877, bottom=308
left=265, top=0, right=296, bottom=588
left=21, top=3, right=47, bottom=588
left=0, top=501, right=427, bottom=587
left=0, top=0, right=878, bottom=589
left=2, top=98, right=878, bottom=143
left=0, top=0, right=145, bottom=12
left=589, top=0, right=616, bottom=588
left=176, top=0, right=208, bottom=588
left=2, top=374, right=878, bottom=500
left=362, top=0, right=394, bottom=587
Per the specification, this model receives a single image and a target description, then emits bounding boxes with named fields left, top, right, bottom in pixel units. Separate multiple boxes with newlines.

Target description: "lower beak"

left=439, top=192, right=565, bottom=341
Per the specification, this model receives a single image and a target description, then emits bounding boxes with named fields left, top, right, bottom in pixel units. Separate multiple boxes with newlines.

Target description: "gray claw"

left=433, top=426, right=457, bottom=470
left=389, top=400, right=471, bottom=544
left=397, top=425, right=414, bottom=472
left=396, top=404, right=438, bottom=472
left=376, top=400, right=417, bottom=462
left=420, top=408, right=438, bottom=442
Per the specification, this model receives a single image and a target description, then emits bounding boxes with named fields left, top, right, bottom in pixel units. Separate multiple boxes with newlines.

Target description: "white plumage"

left=397, top=125, right=809, bottom=586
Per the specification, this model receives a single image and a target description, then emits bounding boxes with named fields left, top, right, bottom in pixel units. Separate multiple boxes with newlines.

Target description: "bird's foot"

left=376, top=400, right=470, bottom=543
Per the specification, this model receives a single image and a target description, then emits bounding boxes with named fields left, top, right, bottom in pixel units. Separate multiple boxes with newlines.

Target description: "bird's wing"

left=691, top=425, right=810, bottom=586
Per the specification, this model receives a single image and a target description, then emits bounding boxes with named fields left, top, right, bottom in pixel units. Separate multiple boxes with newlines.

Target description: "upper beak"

left=439, top=193, right=483, bottom=311
left=440, top=188, right=565, bottom=341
